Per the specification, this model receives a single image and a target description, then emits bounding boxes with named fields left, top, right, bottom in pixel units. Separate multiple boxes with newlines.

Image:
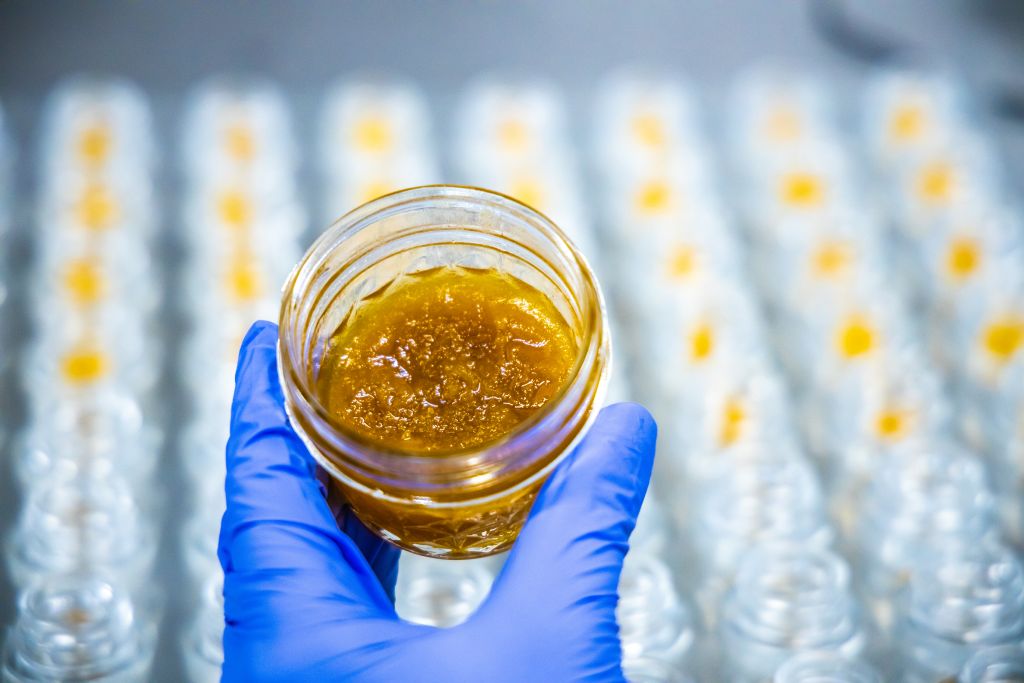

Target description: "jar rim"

left=279, top=184, right=607, bottom=472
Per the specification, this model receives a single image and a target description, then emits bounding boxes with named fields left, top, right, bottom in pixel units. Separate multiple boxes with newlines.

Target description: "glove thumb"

left=472, top=403, right=657, bottom=675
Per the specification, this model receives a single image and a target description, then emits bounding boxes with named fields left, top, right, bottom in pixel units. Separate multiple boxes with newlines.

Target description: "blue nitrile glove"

left=218, top=321, right=658, bottom=682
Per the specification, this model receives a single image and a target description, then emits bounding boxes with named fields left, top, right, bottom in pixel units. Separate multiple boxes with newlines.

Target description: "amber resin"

left=328, top=473, right=546, bottom=557
left=307, top=266, right=583, bottom=556
left=316, top=266, right=577, bottom=454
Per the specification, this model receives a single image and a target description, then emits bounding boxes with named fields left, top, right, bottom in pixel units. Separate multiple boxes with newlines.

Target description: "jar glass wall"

left=279, top=185, right=609, bottom=558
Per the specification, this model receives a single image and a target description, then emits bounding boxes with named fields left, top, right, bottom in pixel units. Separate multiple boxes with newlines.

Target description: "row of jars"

left=592, top=71, right=875, bottom=682
left=730, top=67, right=1024, bottom=681
left=178, top=75, right=307, bottom=683
left=3, top=77, right=162, bottom=682
left=859, top=74, right=1024, bottom=680
left=5, top=68, right=1022, bottom=683
left=454, top=77, right=597, bottom=261
left=863, top=72, right=1024, bottom=680
left=315, top=76, right=491, bottom=637
left=458, top=77, right=699, bottom=679
left=320, top=77, right=439, bottom=221
left=863, top=71, right=1024, bottom=545
left=729, top=68, right=949, bottom=517
left=592, top=67, right=1024, bottom=682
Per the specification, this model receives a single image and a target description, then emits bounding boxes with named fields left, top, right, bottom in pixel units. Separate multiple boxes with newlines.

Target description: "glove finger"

left=322, top=475, right=400, bottom=602
left=483, top=402, right=657, bottom=621
left=218, top=320, right=394, bottom=616
left=339, top=511, right=400, bottom=602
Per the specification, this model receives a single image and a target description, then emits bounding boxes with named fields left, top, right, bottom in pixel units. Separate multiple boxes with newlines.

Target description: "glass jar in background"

left=1, top=576, right=156, bottom=683
left=395, top=553, right=496, bottom=627
left=6, top=472, right=158, bottom=604
left=618, top=553, right=696, bottom=673
left=958, top=644, right=1024, bottom=683
left=773, top=651, right=881, bottom=683
left=279, top=185, right=610, bottom=558
left=896, top=541, right=1024, bottom=682
left=182, top=574, right=225, bottom=683
left=719, top=544, right=867, bottom=682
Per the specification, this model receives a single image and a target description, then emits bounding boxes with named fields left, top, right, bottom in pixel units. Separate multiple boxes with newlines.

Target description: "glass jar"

left=897, top=541, right=1024, bottom=683
left=719, top=544, right=866, bottom=683
left=773, top=652, right=881, bottom=683
left=279, top=185, right=610, bottom=558
left=958, top=645, right=1024, bottom=683
left=396, top=553, right=496, bottom=627
left=618, top=554, right=695, bottom=671
left=2, top=576, right=156, bottom=683
left=182, top=574, right=225, bottom=683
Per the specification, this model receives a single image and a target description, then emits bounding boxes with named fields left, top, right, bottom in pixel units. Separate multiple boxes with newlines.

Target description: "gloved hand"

left=218, top=321, right=658, bottom=682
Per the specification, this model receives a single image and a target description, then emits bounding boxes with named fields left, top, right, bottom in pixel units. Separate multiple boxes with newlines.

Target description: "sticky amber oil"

left=314, top=267, right=578, bottom=554
left=315, top=267, right=576, bottom=454
left=279, top=186, right=609, bottom=558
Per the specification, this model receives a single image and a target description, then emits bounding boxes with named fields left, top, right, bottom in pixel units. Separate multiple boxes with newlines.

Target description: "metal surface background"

left=1, top=2, right=1022, bottom=681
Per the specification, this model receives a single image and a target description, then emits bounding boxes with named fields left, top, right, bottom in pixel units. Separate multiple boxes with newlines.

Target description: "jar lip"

left=279, top=184, right=606, bottom=467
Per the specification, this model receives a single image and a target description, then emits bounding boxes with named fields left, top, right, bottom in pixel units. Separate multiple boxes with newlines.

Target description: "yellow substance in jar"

left=982, top=315, right=1024, bottom=363
left=718, top=396, right=747, bottom=448
left=76, top=184, right=118, bottom=231
left=508, top=176, right=546, bottom=212
left=497, top=119, right=530, bottom=153
left=61, top=346, right=109, bottom=386
left=636, top=179, right=673, bottom=215
left=689, top=321, right=715, bottom=363
left=837, top=315, right=877, bottom=360
left=78, top=125, right=111, bottom=166
left=62, top=259, right=107, bottom=305
left=875, top=407, right=911, bottom=442
left=225, top=257, right=264, bottom=303
left=632, top=113, right=667, bottom=149
left=358, top=179, right=397, bottom=205
left=917, top=161, right=955, bottom=204
left=218, top=190, right=251, bottom=229
left=946, top=237, right=980, bottom=280
left=225, top=123, right=256, bottom=162
left=353, top=117, right=393, bottom=154
left=764, top=107, right=801, bottom=142
left=889, top=105, right=925, bottom=143
left=780, top=172, right=824, bottom=209
left=667, top=245, right=698, bottom=280
left=316, top=267, right=577, bottom=454
left=812, top=240, right=852, bottom=279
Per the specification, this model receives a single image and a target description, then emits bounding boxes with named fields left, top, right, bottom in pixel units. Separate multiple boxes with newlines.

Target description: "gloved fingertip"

left=234, top=320, right=280, bottom=386
left=481, top=402, right=657, bottom=623
left=229, top=321, right=293, bottom=450
left=537, top=401, right=657, bottom=518
left=591, top=402, right=658, bottom=451
left=241, top=319, right=279, bottom=351
left=504, top=401, right=658, bottom=568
